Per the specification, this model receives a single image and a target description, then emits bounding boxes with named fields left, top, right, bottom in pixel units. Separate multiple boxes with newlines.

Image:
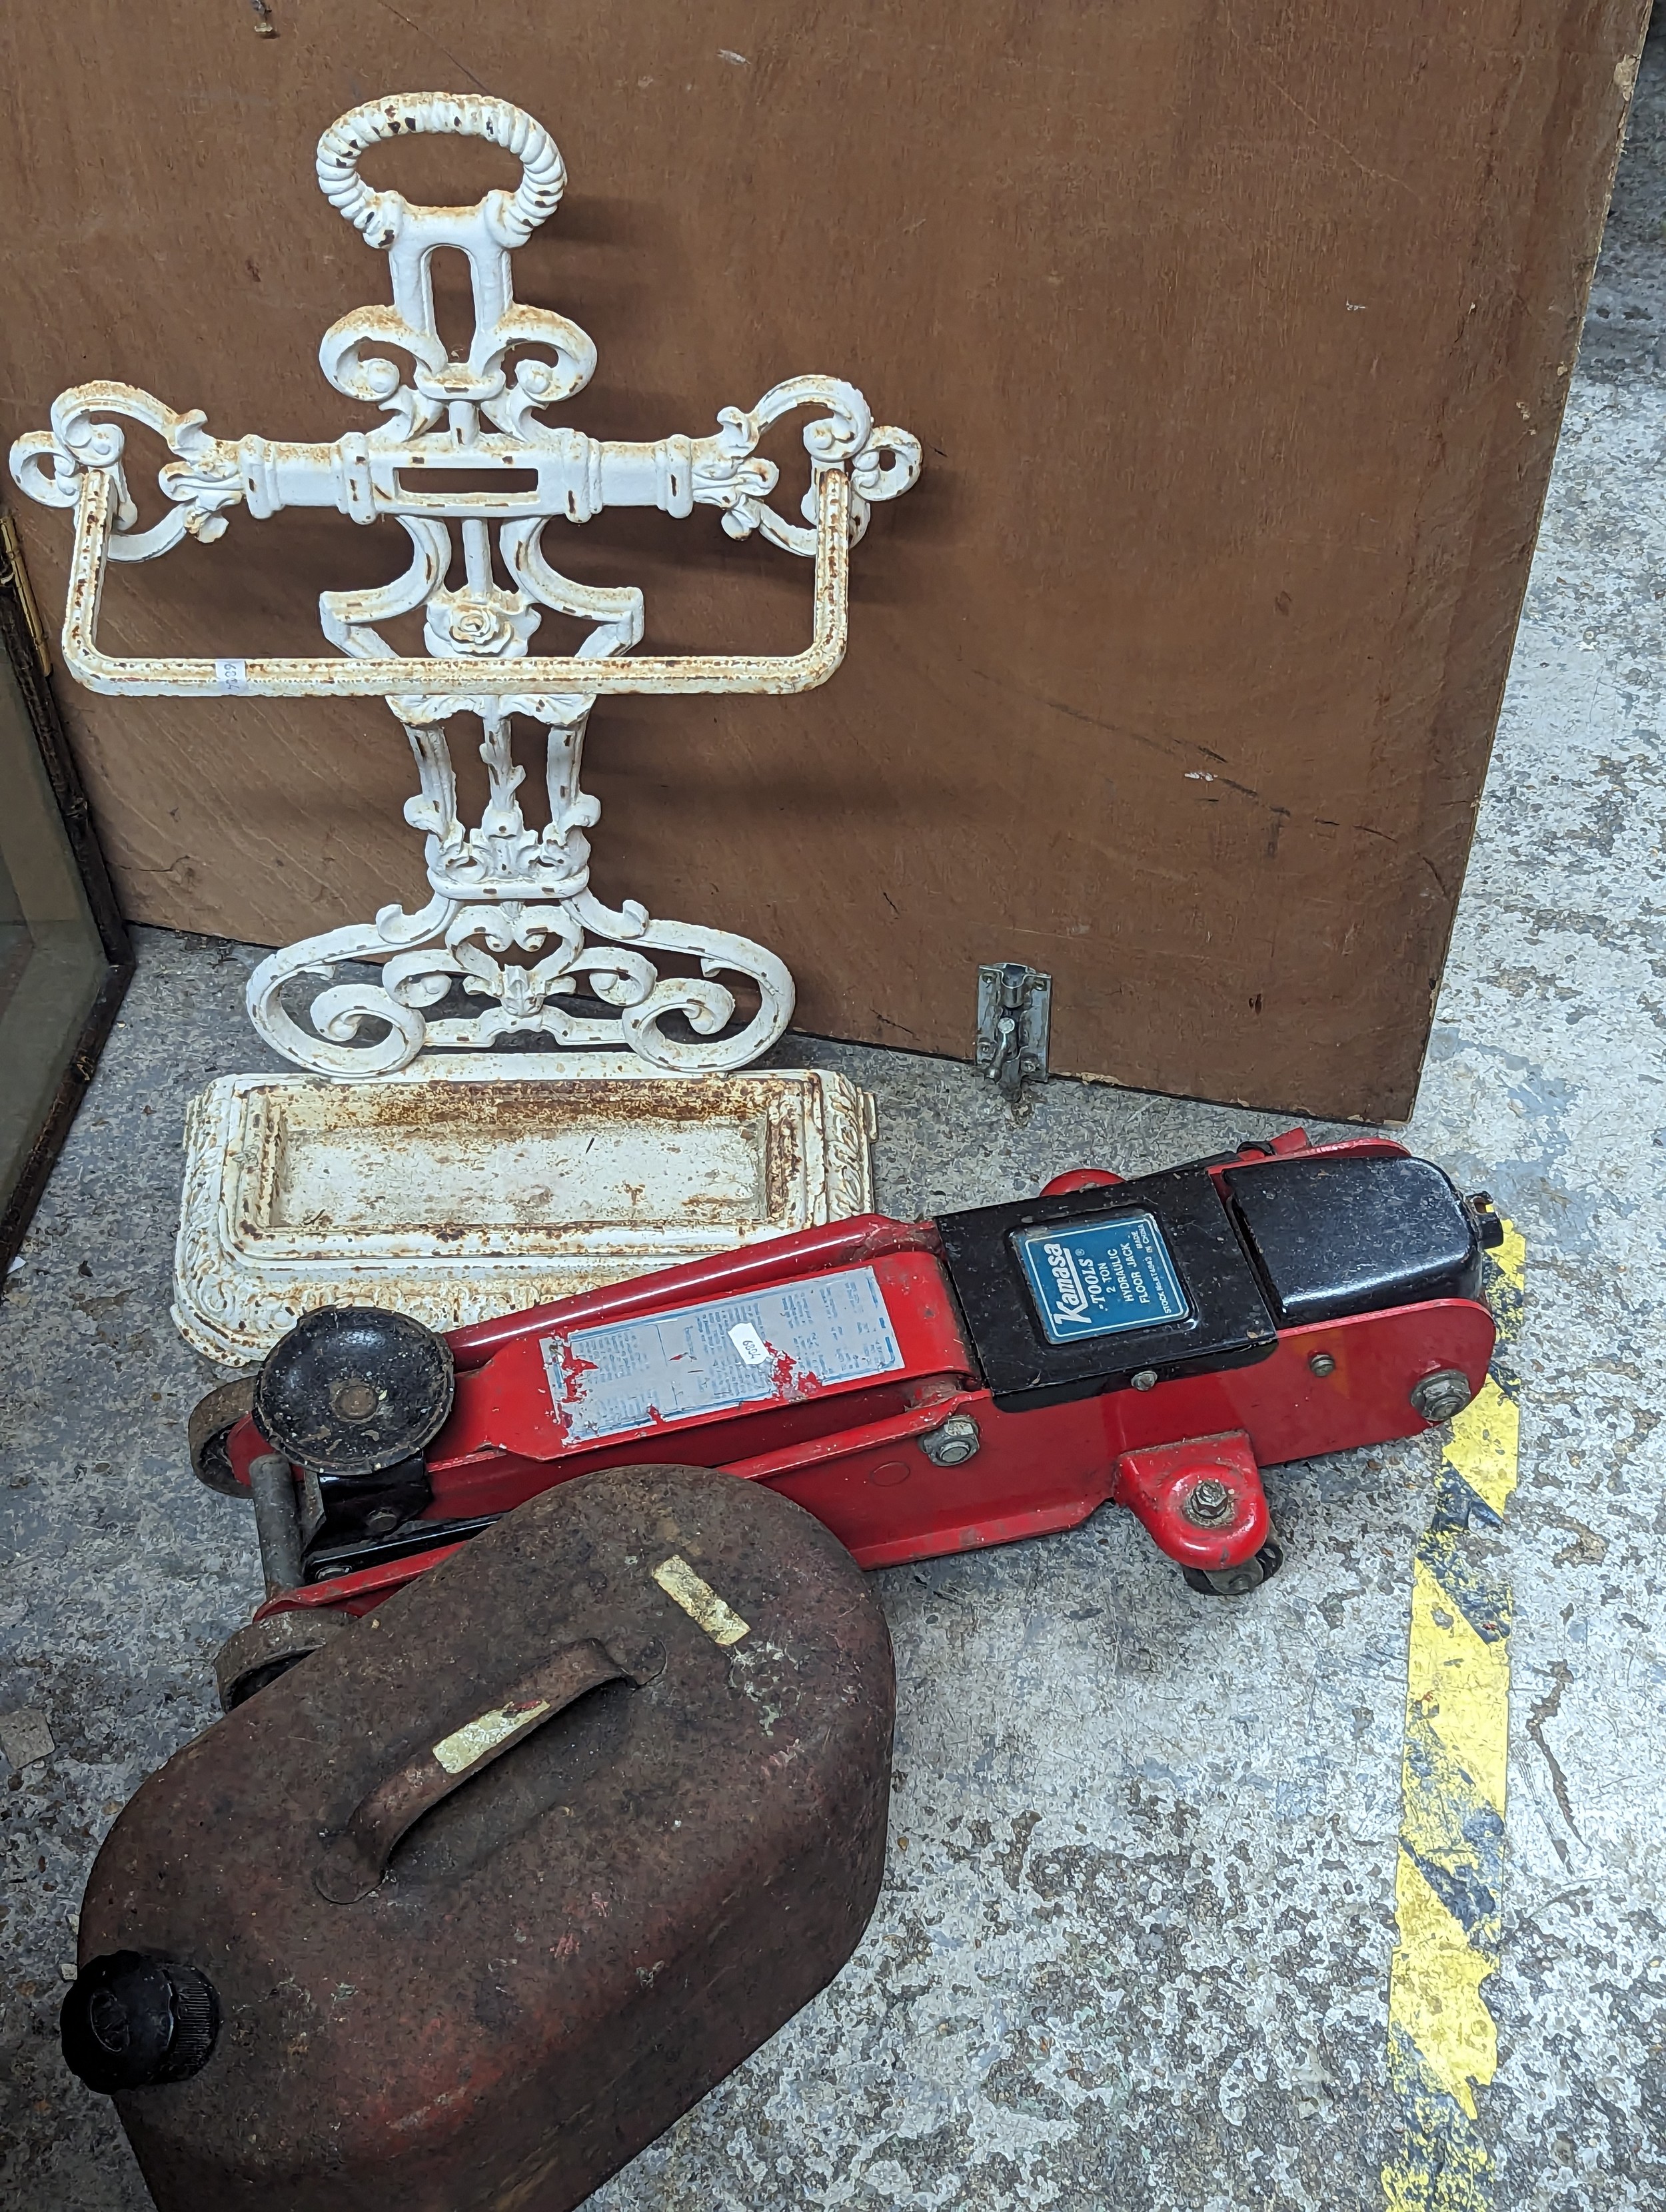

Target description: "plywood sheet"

left=0, top=0, right=1646, bottom=1117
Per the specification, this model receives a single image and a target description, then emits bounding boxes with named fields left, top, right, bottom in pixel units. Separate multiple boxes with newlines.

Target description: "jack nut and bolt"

left=1130, top=1369, right=1159, bottom=1392
left=1183, top=1478, right=1237, bottom=1527
left=1308, top=1351, right=1335, bottom=1377
left=920, top=1413, right=981, bottom=1467
left=1410, top=1369, right=1474, bottom=1424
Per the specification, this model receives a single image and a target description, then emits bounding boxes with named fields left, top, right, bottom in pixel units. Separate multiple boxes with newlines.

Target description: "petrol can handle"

left=315, top=1634, right=663, bottom=1904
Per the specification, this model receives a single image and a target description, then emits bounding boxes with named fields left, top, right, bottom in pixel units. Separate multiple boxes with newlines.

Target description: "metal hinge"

left=976, top=963, right=1051, bottom=1117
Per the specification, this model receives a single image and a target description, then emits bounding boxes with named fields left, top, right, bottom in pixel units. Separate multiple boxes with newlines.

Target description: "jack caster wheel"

left=1181, top=1536, right=1284, bottom=1598
left=213, top=1609, right=352, bottom=1712
left=188, top=1376, right=257, bottom=1496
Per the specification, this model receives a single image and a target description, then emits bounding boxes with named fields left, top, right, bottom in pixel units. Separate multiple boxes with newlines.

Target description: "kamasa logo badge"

left=1013, top=1212, right=1191, bottom=1346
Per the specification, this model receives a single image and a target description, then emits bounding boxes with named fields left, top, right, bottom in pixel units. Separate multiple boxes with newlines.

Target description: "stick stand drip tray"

left=173, top=1061, right=875, bottom=1367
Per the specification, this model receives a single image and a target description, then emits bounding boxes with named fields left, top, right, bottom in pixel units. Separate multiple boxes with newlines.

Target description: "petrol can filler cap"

left=61, top=1951, right=221, bottom=2093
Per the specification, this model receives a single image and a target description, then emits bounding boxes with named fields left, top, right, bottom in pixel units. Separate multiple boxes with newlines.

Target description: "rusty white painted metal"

left=11, top=93, right=898, bottom=1359
left=9, top=91, right=920, bottom=1076
left=171, top=1066, right=876, bottom=1365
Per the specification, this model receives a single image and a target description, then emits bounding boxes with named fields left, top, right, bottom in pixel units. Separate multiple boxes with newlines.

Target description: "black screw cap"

left=1464, top=1192, right=1507, bottom=1251
left=61, top=1951, right=221, bottom=2093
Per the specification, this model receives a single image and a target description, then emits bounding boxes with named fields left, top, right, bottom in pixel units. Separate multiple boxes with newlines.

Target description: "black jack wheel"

left=187, top=1376, right=258, bottom=1496
left=1181, top=1535, right=1284, bottom=1598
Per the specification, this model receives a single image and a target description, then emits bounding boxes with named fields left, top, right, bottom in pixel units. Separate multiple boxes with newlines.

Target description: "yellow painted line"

left=1388, top=1851, right=1497, bottom=2121
left=1405, top=1558, right=1510, bottom=1819
left=1441, top=1377, right=1519, bottom=1524
left=1381, top=1222, right=1521, bottom=2212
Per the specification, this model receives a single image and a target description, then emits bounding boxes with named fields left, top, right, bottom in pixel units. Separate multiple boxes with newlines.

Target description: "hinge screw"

left=920, top=1413, right=981, bottom=1467
left=1410, top=1369, right=1473, bottom=1424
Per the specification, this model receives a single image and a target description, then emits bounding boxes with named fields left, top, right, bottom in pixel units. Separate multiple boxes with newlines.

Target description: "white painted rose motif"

left=424, top=590, right=539, bottom=659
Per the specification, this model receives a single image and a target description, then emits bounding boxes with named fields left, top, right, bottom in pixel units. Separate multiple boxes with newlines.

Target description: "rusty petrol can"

left=61, top=1465, right=894, bottom=2211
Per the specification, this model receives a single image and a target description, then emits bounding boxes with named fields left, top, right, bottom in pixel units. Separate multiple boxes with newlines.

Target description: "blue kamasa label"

left=1014, top=1212, right=1191, bottom=1344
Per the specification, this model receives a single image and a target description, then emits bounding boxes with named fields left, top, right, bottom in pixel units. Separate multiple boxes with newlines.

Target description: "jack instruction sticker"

left=542, top=1265, right=906, bottom=1441
left=1014, top=1213, right=1191, bottom=1345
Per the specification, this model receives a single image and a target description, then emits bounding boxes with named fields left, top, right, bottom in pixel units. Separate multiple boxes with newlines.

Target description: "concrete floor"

left=7, top=24, right=1666, bottom=2211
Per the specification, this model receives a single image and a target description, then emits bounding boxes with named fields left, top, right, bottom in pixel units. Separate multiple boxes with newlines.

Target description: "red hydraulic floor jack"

left=193, top=1129, right=1502, bottom=1706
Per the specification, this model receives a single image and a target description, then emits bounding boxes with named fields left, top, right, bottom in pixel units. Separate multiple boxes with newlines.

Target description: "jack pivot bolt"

left=920, top=1413, right=981, bottom=1467
left=1411, top=1369, right=1473, bottom=1424
left=1183, top=1478, right=1237, bottom=1528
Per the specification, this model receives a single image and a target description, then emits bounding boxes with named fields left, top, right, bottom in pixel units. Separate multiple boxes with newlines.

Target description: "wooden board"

left=0, top=0, right=1645, bottom=1119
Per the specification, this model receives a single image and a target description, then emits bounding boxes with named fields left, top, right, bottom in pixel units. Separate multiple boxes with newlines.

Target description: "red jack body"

left=203, top=1129, right=1499, bottom=1665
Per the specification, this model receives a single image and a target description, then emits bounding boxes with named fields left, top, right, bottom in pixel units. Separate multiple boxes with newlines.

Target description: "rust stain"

left=176, top=1068, right=877, bottom=1367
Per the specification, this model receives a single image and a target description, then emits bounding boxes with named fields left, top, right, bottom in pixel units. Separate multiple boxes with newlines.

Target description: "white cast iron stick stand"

left=10, top=92, right=920, bottom=1079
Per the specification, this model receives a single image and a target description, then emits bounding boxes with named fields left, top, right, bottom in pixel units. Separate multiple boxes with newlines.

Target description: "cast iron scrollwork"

left=9, top=92, right=920, bottom=1077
